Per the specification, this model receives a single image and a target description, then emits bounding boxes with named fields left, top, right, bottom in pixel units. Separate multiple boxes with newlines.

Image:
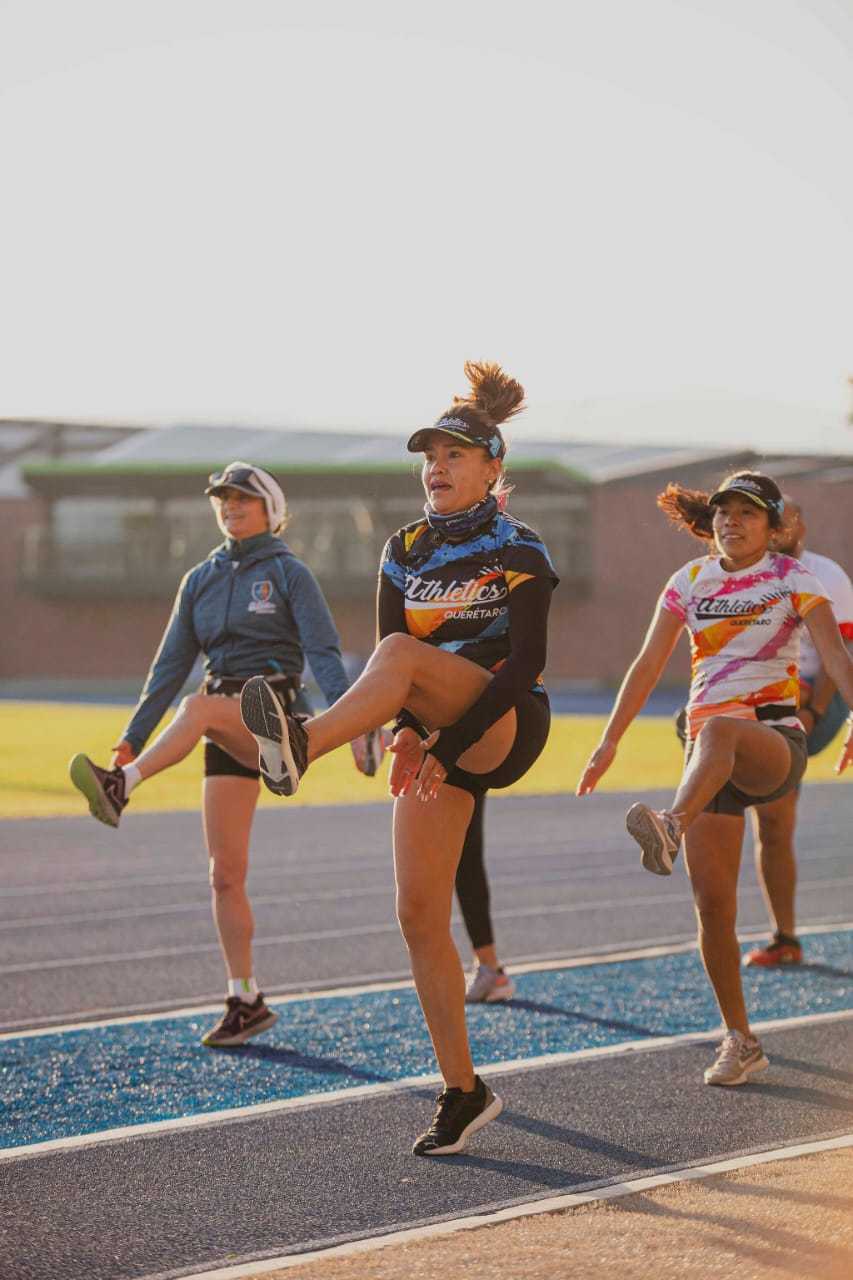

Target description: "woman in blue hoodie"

left=69, top=462, right=375, bottom=1048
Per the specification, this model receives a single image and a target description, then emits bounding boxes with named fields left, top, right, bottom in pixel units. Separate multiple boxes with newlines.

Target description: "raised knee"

left=700, top=717, right=736, bottom=748
left=376, top=632, right=418, bottom=663
left=178, top=692, right=207, bottom=721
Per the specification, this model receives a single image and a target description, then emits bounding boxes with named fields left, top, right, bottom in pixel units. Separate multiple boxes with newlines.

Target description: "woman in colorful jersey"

left=577, top=472, right=853, bottom=1087
left=69, top=463, right=376, bottom=1048
left=240, top=363, right=558, bottom=1156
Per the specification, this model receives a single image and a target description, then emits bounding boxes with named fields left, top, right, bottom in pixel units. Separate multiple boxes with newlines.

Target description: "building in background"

left=2, top=420, right=852, bottom=692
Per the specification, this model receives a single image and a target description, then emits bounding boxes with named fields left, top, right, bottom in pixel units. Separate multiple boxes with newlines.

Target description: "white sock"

left=121, top=763, right=142, bottom=795
left=228, top=977, right=259, bottom=1002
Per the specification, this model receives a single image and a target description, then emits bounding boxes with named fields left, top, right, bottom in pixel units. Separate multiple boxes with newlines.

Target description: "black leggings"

left=455, top=793, right=492, bottom=950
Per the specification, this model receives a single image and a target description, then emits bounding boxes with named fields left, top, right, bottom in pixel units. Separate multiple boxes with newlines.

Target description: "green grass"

left=0, top=701, right=849, bottom=820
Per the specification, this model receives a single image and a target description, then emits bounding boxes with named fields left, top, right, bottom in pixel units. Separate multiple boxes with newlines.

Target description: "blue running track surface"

left=3, top=930, right=851, bottom=1150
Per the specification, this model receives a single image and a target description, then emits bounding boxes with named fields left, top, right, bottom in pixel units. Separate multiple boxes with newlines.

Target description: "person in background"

left=457, top=796, right=516, bottom=1002
left=743, top=497, right=853, bottom=966
left=69, top=462, right=378, bottom=1048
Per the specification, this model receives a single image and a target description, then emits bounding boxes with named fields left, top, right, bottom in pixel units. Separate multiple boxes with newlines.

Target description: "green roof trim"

left=21, top=457, right=590, bottom=481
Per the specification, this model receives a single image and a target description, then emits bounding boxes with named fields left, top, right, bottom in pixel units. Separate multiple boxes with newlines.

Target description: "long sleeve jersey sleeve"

left=121, top=573, right=201, bottom=754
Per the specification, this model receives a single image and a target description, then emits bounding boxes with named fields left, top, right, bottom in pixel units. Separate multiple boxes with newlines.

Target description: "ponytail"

left=657, top=483, right=715, bottom=541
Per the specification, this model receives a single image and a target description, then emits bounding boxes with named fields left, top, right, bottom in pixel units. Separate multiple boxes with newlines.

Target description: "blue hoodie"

left=121, top=532, right=350, bottom=753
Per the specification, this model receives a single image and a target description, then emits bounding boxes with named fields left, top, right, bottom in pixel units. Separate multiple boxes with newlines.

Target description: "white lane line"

left=3, top=1007, right=852, bottom=1164
left=4, top=921, right=852, bottom=1040
left=165, top=1132, right=853, bottom=1280
left=3, top=917, right=851, bottom=1035
left=6, top=875, right=853, bottom=975
left=0, top=866, right=631, bottom=932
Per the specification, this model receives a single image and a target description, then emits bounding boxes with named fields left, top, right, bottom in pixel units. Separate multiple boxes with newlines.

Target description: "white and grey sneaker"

left=704, top=1030, right=769, bottom=1086
left=626, top=803, right=682, bottom=876
left=465, top=964, right=516, bottom=1004
left=240, top=676, right=309, bottom=797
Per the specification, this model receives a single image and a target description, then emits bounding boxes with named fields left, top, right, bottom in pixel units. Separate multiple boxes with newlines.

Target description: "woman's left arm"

left=283, top=558, right=350, bottom=707
left=803, top=602, right=853, bottom=709
left=803, top=602, right=853, bottom=773
left=425, top=576, right=553, bottom=776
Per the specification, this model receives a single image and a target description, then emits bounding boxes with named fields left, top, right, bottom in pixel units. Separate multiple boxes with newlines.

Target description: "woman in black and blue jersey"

left=240, top=363, right=558, bottom=1156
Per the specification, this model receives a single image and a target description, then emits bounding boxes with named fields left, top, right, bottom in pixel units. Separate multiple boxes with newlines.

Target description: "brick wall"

left=3, top=475, right=851, bottom=686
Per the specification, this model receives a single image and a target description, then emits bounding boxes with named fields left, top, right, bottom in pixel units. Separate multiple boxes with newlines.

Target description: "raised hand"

left=110, top=740, right=137, bottom=769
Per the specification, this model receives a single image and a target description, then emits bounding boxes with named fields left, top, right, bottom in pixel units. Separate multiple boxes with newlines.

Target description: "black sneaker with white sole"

left=201, top=995, right=278, bottom=1048
left=412, top=1076, right=503, bottom=1156
left=68, top=753, right=128, bottom=828
left=240, top=676, right=309, bottom=797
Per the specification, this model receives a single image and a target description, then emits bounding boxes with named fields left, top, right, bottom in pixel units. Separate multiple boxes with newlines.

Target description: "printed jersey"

left=380, top=511, right=558, bottom=689
left=661, top=551, right=829, bottom=731
left=798, top=549, right=853, bottom=681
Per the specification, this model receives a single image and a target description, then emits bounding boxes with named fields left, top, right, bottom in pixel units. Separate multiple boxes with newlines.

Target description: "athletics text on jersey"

left=381, top=513, right=557, bottom=689
left=661, top=552, right=829, bottom=734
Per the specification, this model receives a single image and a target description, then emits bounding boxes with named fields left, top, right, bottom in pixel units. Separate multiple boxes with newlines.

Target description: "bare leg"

left=202, top=775, right=260, bottom=980
left=684, top=812, right=750, bottom=1035
left=672, top=718, right=793, bottom=831
left=304, top=634, right=514, bottom=772
left=751, top=790, right=798, bottom=937
left=394, top=782, right=477, bottom=1090
left=135, top=694, right=260, bottom=781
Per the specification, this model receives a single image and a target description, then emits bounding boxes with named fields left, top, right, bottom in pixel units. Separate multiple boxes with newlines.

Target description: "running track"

left=1, top=786, right=852, bottom=1279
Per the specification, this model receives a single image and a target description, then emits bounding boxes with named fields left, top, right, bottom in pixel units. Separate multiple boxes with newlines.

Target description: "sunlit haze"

left=2, top=0, right=852, bottom=452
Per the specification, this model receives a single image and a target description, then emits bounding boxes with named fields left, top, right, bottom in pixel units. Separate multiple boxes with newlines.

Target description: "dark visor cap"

left=708, top=473, right=784, bottom=516
left=407, top=416, right=505, bottom=460
left=204, top=466, right=262, bottom=498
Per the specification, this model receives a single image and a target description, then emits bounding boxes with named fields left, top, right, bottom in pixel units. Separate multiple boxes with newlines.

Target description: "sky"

left=2, top=0, right=853, bottom=453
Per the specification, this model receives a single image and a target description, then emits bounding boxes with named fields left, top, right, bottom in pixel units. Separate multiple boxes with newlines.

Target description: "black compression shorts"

left=444, top=690, right=551, bottom=799
left=204, top=741, right=260, bottom=780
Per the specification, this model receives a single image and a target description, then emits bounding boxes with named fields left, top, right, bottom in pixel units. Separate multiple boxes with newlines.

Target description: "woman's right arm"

left=576, top=603, right=683, bottom=796
left=117, top=573, right=201, bottom=757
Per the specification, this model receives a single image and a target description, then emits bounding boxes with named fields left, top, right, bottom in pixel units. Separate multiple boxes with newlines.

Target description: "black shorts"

left=202, top=682, right=312, bottom=781
left=684, top=723, right=808, bottom=817
left=444, top=691, right=551, bottom=799
left=204, top=740, right=260, bottom=780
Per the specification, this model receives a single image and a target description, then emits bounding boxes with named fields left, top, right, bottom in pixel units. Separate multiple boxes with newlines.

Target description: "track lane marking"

left=3, top=1007, right=851, bottom=1165
left=5, top=879, right=853, bottom=974
left=160, top=1132, right=853, bottom=1280
left=3, top=921, right=851, bottom=1039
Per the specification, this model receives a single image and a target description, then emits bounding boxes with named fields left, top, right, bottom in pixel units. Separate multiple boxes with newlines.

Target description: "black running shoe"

left=201, top=995, right=278, bottom=1048
left=68, top=753, right=128, bottom=828
left=412, top=1076, right=503, bottom=1156
left=240, top=676, right=309, bottom=797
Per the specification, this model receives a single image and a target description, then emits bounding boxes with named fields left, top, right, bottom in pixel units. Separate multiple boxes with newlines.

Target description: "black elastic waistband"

left=755, top=704, right=796, bottom=722
left=203, top=674, right=301, bottom=698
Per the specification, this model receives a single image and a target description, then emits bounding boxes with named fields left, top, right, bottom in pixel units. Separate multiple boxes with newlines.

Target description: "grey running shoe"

left=240, top=676, right=309, bottom=797
left=412, top=1076, right=503, bottom=1156
left=201, top=995, right=278, bottom=1048
left=626, top=803, right=681, bottom=876
left=362, top=727, right=384, bottom=777
left=704, top=1030, right=769, bottom=1086
left=465, top=964, right=516, bottom=1004
left=68, top=754, right=128, bottom=828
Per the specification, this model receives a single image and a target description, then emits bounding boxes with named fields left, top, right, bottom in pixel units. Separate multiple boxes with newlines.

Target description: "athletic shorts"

left=204, top=740, right=261, bottom=780
left=683, top=723, right=808, bottom=817
left=202, top=683, right=312, bottom=781
left=444, top=690, right=551, bottom=799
